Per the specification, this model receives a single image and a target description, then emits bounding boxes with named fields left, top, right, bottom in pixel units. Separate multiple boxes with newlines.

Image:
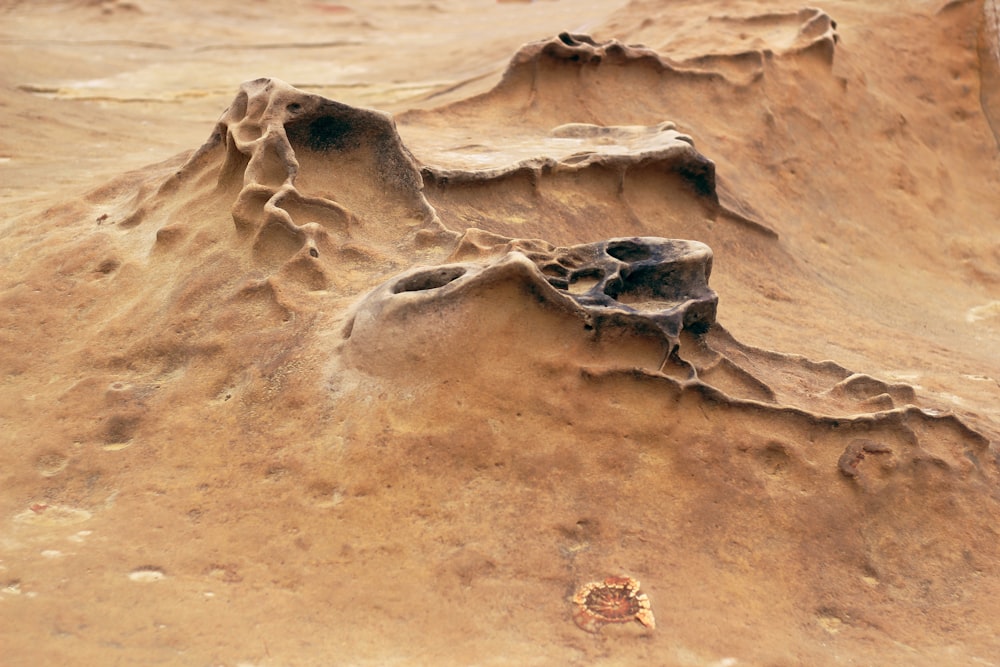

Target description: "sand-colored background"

left=2, top=1, right=1000, bottom=665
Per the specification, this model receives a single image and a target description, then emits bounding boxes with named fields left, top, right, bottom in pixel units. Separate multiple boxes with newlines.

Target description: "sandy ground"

left=1, top=1, right=1000, bottom=665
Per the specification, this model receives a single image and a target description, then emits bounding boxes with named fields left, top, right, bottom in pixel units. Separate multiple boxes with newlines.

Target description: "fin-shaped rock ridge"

left=499, top=23, right=837, bottom=94
left=418, top=120, right=712, bottom=195
left=601, top=6, right=839, bottom=71
left=414, top=119, right=738, bottom=223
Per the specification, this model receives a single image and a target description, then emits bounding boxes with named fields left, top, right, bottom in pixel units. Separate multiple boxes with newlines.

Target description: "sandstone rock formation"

left=2, top=2, right=1000, bottom=665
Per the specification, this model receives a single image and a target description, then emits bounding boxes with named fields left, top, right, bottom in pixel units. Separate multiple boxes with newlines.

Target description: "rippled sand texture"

left=2, top=1, right=1000, bottom=665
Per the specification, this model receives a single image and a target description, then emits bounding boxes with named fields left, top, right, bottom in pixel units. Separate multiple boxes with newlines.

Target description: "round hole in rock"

left=393, top=266, right=467, bottom=294
left=568, top=269, right=603, bottom=295
left=609, top=265, right=685, bottom=308
left=606, top=240, right=652, bottom=262
left=542, top=263, right=569, bottom=278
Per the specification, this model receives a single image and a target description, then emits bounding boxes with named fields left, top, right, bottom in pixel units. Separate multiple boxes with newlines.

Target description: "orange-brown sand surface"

left=2, top=1, right=1000, bottom=665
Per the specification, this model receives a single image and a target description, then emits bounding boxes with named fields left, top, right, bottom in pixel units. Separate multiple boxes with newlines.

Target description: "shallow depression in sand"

left=128, top=567, right=167, bottom=582
left=13, top=505, right=92, bottom=527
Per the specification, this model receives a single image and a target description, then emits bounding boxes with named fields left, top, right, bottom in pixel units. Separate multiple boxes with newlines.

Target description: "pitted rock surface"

left=347, top=232, right=717, bottom=347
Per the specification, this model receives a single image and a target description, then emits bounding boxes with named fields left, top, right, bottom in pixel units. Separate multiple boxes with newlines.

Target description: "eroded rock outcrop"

left=419, top=120, right=717, bottom=205
left=398, top=33, right=785, bottom=244
left=119, top=78, right=455, bottom=291
left=503, top=22, right=838, bottom=89
left=349, top=231, right=718, bottom=343
left=4, top=15, right=1000, bottom=663
left=341, top=226, right=996, bottom=490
